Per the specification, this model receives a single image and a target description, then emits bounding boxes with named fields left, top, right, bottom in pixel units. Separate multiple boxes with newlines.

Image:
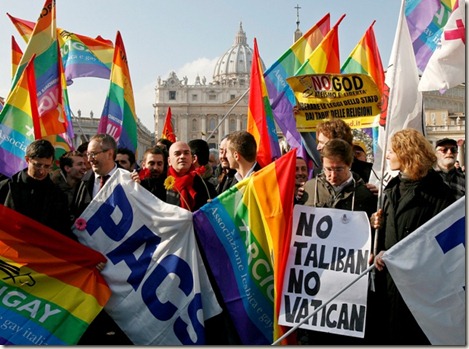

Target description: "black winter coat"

left=377, top=170, right=455, bottom=344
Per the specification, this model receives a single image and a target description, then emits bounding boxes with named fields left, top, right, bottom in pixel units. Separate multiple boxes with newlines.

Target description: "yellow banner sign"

left=287, top=73, right=381, bottom=131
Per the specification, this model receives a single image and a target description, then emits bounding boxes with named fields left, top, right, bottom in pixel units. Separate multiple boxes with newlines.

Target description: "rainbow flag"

left=98, top=31, right=138, bottom=154
left=0, top=58, right=38, bottom=177
left=341, top=21, right=386, bottom=158
left=294, top=14, right=345, bottom=76
left=247, top=38, right=281, bottom=167
left=162, top=106, right=177, bottom=142
left=7, top=12, right=113, bottom=83
left=193, top=150, right=296, bottom=344
left=405, top=0, right=455, bottom=71
left=11, top=36, right=22, bottom=80
left=58, top=30, right=113, bottom=83
left=0, top=205, right=110, bottom=345
left=341, top=21, right=385, bottom=94
left=264, top=13, right=330, bottom=168
left=12, top=0, right=67, bottom=138
left=6, top=13, right=35, bottom=42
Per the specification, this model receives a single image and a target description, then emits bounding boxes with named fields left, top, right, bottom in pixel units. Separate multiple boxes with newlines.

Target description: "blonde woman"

left=371, top=129, right=454, bottom=345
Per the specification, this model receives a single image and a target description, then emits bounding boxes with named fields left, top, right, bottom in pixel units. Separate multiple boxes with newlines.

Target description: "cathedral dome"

left=213, top=23, right=263, bottom=86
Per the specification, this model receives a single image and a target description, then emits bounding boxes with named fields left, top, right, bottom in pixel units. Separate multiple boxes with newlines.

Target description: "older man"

left=434, top=138, right=465, bottom=199
left=71, top=134, right=120, bottom=220
left=166, top=141, right=214, bottom=211
left=71, top=133, right=133, bottom=345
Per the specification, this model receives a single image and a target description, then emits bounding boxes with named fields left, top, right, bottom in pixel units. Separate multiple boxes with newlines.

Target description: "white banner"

left=383, top=196, right=466, bottom=345
left=72, top=169, right=222, bottom=345
left=278, top=205, right=371, bottom=338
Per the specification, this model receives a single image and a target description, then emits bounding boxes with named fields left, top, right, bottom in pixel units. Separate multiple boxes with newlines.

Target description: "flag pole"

left=272, top=264, right=375, bottom=345
left=370, top=0, right=404, bottom=292
left=206, top=87, right=250, bottom=141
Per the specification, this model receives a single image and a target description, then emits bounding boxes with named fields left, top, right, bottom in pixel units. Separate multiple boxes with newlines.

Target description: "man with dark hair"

left=138, top=146, right=168, bottom=201
left=116, top=147, right=136, bottom=171
left=434, top=137, right=465, bottom=199
left=156, top=138, right=173, bottom=151
left=51, top=150, right=88, bottom=208
left=297, top=138, right=377, bottom=345
left=188, top=139, right=218, bottom=190
left=0, top=139, right=73, bottom=239
left=225, top=131, right=261, bottom=181
left=315, top=119, right=373, bottom=185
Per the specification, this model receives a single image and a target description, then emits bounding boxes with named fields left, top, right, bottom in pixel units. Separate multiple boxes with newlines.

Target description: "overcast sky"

left=0, top=0, right=401, bottom=130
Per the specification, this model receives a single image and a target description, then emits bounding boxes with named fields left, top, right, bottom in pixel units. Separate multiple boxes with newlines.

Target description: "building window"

left=192, top=118, right=198, bottom=131
left=192, top=94, right=198, bottom=101
left=230, top=118, right=236, bottom=132
left=209, top=118, right=216, bottom=130
left=169, top=91, right=176, bottom=100
left=209, top=94, right=217, bottom=101
left=230, top=94, right=236, bottom=100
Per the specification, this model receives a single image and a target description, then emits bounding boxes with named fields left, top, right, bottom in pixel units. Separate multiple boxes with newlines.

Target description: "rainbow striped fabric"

left=98, top=31, right=138, bottom=154
left=263, top=13, right=330, bottom=168
left=405, top=0, right=455, bottom=71
left=295, top=14, right=345, bottom=76
left=247, top=38, right=281, bottom=167
left=11, top=36, right=22, bottom=80
left=7, top=12, right=113, bottom=83
left=193, top=150, right=296, bottom=344
left=0, top=205, right=110, bottom=345
left=341, top=21, right=385, bottom=94
left=12, top=0, right=67, bottom=138
left=0, top=58, right=38, bottom=177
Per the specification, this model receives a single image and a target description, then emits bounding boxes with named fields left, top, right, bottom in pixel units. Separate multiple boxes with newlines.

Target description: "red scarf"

left=168, top=165, right=204, bottom=211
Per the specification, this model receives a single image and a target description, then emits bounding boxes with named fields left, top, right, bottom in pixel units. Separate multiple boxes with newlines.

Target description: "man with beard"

left=137, top=145, right=168, bottom=201
left=434, top=138, right=465, bottom=199
left=294, top=157, right=308, bottom=204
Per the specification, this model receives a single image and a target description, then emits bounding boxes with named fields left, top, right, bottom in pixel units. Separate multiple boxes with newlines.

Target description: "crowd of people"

left=0, top=121, right=464, bottom=345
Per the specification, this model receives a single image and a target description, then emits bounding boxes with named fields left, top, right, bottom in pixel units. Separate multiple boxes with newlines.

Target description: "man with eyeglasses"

left=295, top=138, right=378, bottom=345
left=0, top=139, right=73, bottom=239
left=434, top=138, right=465, bottom=199
left=71, top=133, right=133, bottom=345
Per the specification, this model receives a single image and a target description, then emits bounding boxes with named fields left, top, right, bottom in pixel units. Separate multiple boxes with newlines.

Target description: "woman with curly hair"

left=371, top=128, right=455, bottom=344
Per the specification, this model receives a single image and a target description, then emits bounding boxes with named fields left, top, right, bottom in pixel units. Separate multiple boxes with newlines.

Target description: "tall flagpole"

left=206, top=87, right=250, bottom=141
left=370, top=0, right=405, bottom=292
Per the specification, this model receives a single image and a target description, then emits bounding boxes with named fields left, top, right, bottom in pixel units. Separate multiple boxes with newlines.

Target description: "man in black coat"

left=0, top=139, right=73, bottom=240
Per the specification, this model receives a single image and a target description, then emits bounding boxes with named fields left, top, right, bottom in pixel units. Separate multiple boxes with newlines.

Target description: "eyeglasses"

left=437, top=146, right=458, bottom=154
left=30, top=161, right=52, bottom=170
left=86, top=150, right=108, bottom=159
left=323, top=166, right=346, bottom=173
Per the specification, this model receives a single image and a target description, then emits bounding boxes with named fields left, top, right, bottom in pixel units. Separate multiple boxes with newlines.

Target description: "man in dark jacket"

left=297, top=138, right=378, bottom=345
left=0, top=139, right=73, bottom=240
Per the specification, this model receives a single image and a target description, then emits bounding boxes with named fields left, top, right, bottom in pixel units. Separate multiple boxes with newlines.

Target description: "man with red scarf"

left=165, top=141, right=214, bottom=212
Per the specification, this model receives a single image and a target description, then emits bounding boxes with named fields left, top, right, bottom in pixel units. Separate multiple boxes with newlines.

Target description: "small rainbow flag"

left=263, top=14, right=330, bottom=168
left=295, top=14, right=345, bottom=76
left=247, top=38, right=281, bottom=167
left=193, top=150, right=296, bottom=344
left=0, top=57, right=37, bottom=178
left=7, top=12, right=113, bottom=83
left=11, top=36, right=23, bottom=80
left=12, top=0, right=67, bottom=138
left=0, top=205, right=110, bottom=345
left=98, top=31, right=138, bottom=154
